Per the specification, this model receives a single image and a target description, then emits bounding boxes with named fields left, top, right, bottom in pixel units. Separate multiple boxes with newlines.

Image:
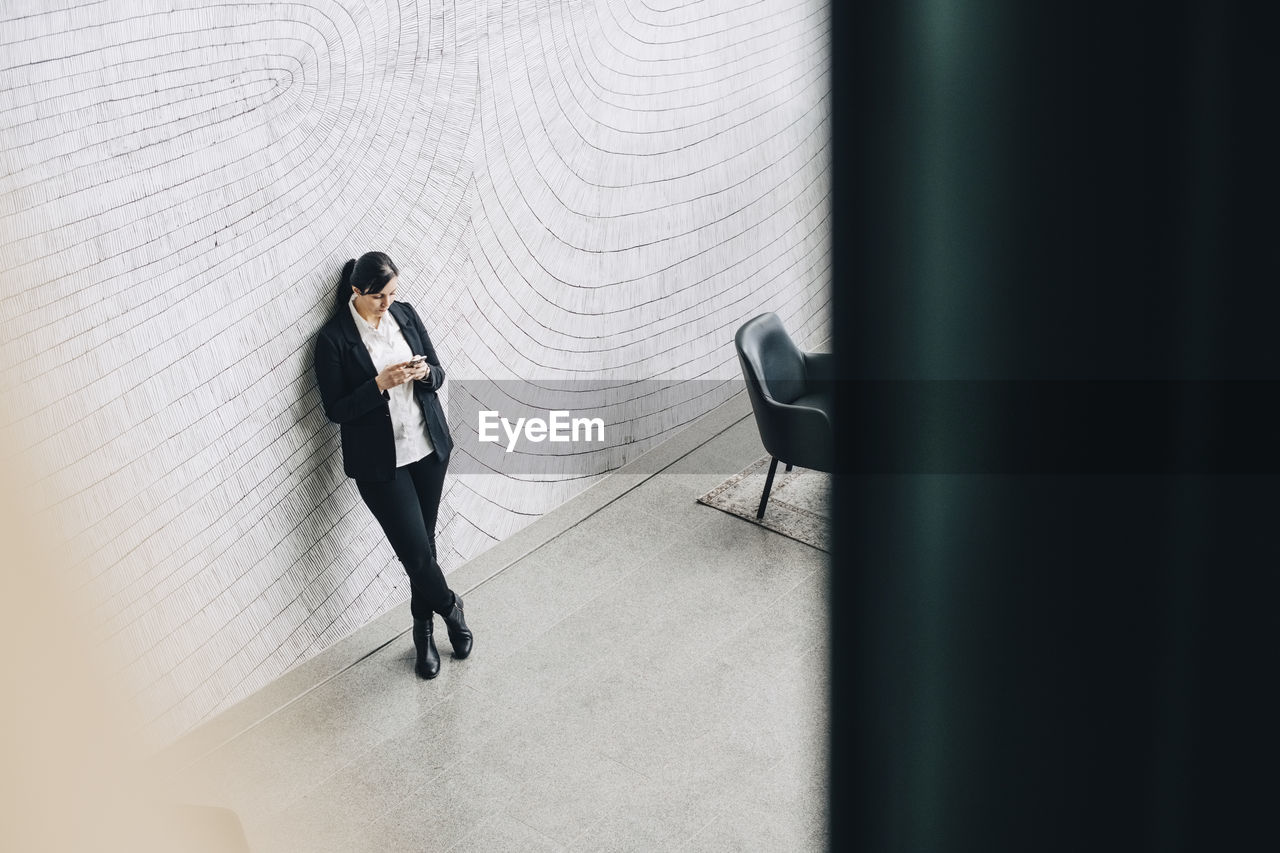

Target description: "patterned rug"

left=696, top=456, right=831, bottom=552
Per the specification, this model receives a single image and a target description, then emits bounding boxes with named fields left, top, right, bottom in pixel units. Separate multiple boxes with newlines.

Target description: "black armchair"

left=734, top=312, right=835, bottom=519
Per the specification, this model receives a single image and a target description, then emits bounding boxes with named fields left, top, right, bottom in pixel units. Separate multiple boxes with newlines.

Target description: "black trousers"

left=355, top=452, right=452, bottom=620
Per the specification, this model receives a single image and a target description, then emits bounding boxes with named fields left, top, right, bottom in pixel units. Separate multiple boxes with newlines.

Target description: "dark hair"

left=335, top=251, right=399, bottom=314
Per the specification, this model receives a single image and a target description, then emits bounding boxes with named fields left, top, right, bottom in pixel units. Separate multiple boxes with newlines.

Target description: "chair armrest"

left=756, top=395, right=834, bottom=471
left=803, top=351, right=835, bottom=384
left=803, top=352, right=836, bottom=402
left=769, top=396, right=832, bottom=432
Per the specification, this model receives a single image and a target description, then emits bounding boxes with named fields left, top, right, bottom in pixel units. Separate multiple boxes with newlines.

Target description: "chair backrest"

left=734, top=312, right=806, bottom=404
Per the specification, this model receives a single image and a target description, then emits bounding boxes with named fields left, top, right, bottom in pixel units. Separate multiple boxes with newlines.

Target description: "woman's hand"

left=375, top=360, right=427, bottom=391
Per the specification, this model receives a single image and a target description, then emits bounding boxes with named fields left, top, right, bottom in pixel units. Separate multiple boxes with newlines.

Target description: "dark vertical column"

left=829, top=2, right=1277, bottom=851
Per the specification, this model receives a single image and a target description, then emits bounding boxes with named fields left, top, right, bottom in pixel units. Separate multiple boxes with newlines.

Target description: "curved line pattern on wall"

left=0, top=0, right=829, bottom=747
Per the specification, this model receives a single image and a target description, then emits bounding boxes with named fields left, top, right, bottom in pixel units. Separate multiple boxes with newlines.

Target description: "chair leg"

left=757, top=456, right=780, bottom=520
left=785, top=463, right=793, bottom=472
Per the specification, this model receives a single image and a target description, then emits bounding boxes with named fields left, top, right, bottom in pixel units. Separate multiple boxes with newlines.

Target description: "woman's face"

left=353, top=275, right=397, bottom=320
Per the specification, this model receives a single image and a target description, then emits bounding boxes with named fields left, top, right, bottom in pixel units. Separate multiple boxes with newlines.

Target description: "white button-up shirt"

left=348, top=295, right=434, bottom=466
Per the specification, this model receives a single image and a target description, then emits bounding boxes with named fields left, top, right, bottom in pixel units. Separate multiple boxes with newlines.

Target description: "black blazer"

left=314, top=300, right=453, bottom=481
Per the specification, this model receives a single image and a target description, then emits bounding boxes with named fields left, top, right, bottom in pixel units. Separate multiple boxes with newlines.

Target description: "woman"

left=314, top=251, right=472, bottom=679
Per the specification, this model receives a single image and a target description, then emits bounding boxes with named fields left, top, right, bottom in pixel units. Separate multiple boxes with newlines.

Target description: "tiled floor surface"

left=160, top=401, right=829, bottom=852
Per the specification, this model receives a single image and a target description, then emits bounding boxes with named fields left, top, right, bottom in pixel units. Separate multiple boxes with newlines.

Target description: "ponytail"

left=334, top=258, right=357, bottom=315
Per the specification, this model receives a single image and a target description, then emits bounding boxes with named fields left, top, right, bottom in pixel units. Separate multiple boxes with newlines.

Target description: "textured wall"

left=0, top=0, right=829, bottom=747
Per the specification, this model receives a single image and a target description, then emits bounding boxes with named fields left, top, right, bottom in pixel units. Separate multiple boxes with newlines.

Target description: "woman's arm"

left=405, top=304, right=445, bottom=392
left=314, top=332, right=389, bottom=423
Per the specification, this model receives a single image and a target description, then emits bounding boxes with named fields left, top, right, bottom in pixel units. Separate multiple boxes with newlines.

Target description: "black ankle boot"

left=440, top=593, right=473, bottom=659
left=412, top=616, right=440, bottom=679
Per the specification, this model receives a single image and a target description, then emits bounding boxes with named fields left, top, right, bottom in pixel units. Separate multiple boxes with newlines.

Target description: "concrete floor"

left=156, top=392, right=829, bottom=852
